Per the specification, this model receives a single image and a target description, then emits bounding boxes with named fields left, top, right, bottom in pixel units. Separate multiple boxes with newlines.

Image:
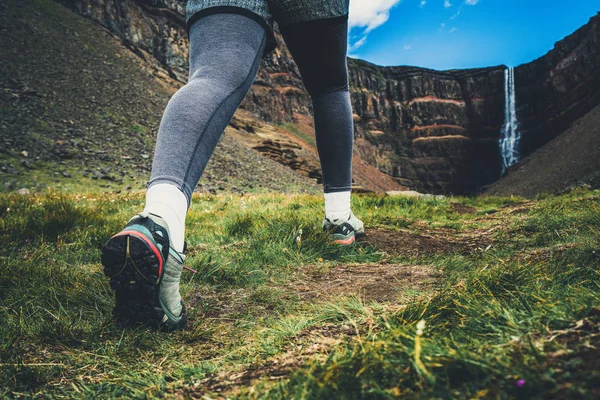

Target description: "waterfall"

left=500, top=67, right=520, bottom=173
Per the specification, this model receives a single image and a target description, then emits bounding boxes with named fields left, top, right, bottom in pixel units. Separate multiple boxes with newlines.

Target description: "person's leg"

left=280, top=17, right=363, bottom=243
left=146, top=13, right=267, bottom=253
left=102, top=13, right=266, bottom=330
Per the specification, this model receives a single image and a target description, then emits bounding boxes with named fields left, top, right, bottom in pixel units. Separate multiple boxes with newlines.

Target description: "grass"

left=1, top=189, right=599, bottom=398
left=281, top=123, right=317, bottom=148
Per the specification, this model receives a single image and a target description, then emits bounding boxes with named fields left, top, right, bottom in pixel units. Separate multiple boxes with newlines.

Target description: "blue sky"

left=348, top=0, right=599, bottom=70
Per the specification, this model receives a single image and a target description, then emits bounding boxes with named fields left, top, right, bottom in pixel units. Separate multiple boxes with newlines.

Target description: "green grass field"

left=1, top=189, right=599, bottom=398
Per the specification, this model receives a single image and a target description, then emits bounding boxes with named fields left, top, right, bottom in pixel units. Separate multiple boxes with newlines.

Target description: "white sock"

left=143, top=183, right=187, bottom=253
left=324, top=191, right=351, bottom=222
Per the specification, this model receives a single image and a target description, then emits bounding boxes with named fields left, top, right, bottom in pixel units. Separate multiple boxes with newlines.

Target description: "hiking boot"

left=323, top=211, right=365, bottom=245
left=101, top=212, right=187, bottom=331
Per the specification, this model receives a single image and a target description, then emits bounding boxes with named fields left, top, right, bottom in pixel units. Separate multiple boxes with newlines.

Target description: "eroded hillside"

left=0, top=0, right=322, bottom=195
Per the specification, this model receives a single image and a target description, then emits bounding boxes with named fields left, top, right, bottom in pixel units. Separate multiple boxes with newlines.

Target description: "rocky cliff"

left=346, top=13, right=599, bottom=193
left=55, top=0, right=600, bottom=194
left=515, top=14, right=600, bottom=158
left=347, top=62, right=506, bottom=193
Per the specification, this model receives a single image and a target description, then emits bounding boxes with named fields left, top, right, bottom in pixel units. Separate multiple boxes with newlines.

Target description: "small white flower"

left=416, top=319, right=426, bottom=336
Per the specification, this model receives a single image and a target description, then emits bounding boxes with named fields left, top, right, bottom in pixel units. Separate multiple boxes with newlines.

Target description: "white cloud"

left=465, top=0, right=479, bottom=4
left=348, top=0, right=402, bottom=50
left=349, top=0, right=402, bottom=32
left=350, top=36, right=368, bottom=51
left=444, top=0, right=452, bottom=8
left=420, top=0, right=427, bottom=7
left=449, top=27, right=457, bottom=33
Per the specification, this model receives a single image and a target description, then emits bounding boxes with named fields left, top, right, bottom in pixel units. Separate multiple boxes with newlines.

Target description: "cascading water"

left=499, top=67, right=520, bottom=173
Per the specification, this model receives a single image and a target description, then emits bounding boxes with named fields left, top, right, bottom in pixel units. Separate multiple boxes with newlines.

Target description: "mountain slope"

left=484, top=104, right=600, bottom=197
left=0, top=0, right=319, bottom=194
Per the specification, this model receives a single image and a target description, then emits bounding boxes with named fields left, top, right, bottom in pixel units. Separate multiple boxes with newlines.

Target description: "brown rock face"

left=252, top=139, right=322, bottom=182
left=515, top=14, right=600, bottom=158
left=347, top=63, right=506, bottom=193
left=56, top=0, right=600, bottom=194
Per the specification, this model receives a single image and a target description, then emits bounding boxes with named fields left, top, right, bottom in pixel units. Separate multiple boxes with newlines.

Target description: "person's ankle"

left=324, top=191, right=351, bottom=222
left=325, top=211, right=351, bottom=222
left=144, top=183, right=187, bottom=253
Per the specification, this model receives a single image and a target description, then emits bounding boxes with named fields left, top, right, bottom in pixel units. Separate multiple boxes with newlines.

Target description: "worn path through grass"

left=1, top=189, right=599, bottom=398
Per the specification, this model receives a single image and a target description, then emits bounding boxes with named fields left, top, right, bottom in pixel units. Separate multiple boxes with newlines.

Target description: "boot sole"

left=101, top=233, right=186, bottom=331
left=333, top=234, right=356, bottom=245
left=331, top=228, right=365, bottom=245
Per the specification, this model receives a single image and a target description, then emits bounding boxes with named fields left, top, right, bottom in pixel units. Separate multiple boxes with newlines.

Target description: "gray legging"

left=149, top=13, right=353, bottom=205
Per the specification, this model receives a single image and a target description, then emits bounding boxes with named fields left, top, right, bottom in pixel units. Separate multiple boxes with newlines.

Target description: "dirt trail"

left=181, top=204, right=533, bottom=396
left=289, top=263, right=441, bottom=303
left=185, top=224, right=499, bottom=395
left=192, top=261, right=442, bottom=396
left=362, top=226, right=494, bottom=257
